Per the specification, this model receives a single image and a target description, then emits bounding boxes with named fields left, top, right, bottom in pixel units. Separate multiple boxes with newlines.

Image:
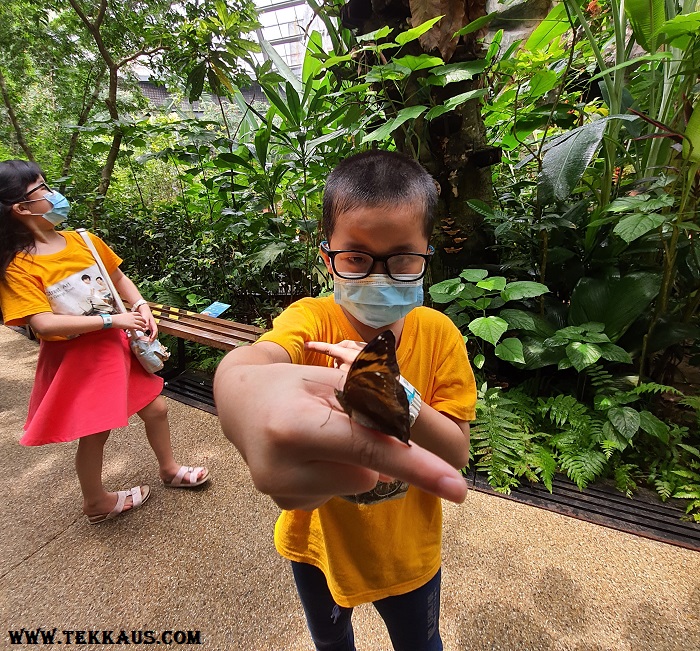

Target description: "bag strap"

left=76, top=228, right=127, bottom=315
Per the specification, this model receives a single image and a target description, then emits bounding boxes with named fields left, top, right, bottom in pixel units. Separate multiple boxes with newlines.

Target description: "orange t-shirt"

left=0, top=231, right=122, bottom=341
left=256, top=296, right=477, bottom=607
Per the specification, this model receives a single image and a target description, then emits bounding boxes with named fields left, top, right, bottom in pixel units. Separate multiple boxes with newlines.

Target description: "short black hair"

left=322, top=150, right=438, bottom=240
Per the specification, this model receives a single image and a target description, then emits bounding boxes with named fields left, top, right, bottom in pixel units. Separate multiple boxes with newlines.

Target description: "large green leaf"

left=568, top=272, right=661, bottom=342
left=613, top=213, right=666, bottom=243
left=258, top=37, right=302, bottom=93
left=469, top=316, right=508, bottom=346
left=393, top=54, right=443, bottom=71
left=250, top=242, right=287, bottom=270
left=362, top=105, right=427, bottom=143
left=682, top=101, right=700, bottom=163
left=459, top=269, right=489, bottom=282
left=657, top=12, right=700, bottom=46
left=454, top=13, right=497, bottom=37
left=566, top=342, right=602, bottom=371
left=537, top=116, right=637, bottom=204
left=501, top=281, right=549, bottom=302
left=495, top=338, right=526, bottom=364
left=524, top=3, right=571, bottom=52
left=598, top=343, right=633, bottom=364
left=608, top=407, right=641, bottom=439
left=395, top=16, right=443, bottom=45
left=426, top=61, right=488, bottom=86
left=429, top=278, right=463, bottom=303
left=639, top=411, right=670, bottom=444
left=499, top=309, right=556, bottom=337
left=624, top=0, right=666, bottom=53
left=527, top=70, right=559, bottom=99
left=538, top=119, right=607, bottom=204
left=425, top=89, right=488, bottom=121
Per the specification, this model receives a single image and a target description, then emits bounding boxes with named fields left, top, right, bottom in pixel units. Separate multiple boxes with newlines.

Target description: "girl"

left=0, top=159, right=210, bottom=524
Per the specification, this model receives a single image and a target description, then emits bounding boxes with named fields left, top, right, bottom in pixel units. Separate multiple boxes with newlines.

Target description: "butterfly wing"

left=335, top=330, right=411, bottom=444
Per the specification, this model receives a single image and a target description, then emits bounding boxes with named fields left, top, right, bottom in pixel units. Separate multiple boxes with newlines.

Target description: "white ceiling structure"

left=252, top=0, right=331, bottom=77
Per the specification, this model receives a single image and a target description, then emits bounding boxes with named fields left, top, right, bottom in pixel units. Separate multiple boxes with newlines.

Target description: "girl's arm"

left=28, top=310, right=147, bottom=339
left=110, top=268, right=158, bottom=341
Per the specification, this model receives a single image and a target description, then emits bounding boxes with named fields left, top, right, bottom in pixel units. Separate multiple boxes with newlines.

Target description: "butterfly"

left=335, top=330, right=411, bottom=444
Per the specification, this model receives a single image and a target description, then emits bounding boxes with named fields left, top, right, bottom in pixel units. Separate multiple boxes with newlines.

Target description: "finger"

left=308, top=414, right=467, bottom=504
left=146, top=317, right=158, bottom=341
left=305, top=342, right=360, bottom=366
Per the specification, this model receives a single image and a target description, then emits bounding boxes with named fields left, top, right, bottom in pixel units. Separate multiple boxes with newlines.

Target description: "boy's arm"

left=213, top=343, right=469, bottom=511
left=409, top=407, right=470, bottom=469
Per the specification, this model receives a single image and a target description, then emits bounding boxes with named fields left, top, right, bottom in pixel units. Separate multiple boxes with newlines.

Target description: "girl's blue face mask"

left=333, top=274, right=424, bottom=329
left=26, top=190, right=71, bottom=225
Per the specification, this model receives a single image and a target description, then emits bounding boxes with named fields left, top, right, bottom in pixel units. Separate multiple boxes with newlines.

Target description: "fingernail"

left=437, top=475, right=468, bottom=503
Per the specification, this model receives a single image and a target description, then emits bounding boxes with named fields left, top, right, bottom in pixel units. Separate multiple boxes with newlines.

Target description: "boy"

left=214, top=150, right=476, bottom=650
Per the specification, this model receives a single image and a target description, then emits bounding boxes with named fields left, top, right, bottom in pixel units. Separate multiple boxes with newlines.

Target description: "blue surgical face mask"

left=333, top=274, right=424, bottom=329
left=28, top=190, right=71, bottom=225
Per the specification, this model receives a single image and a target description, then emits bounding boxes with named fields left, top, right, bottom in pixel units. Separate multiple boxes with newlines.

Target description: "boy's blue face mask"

left=333, top=274, right=424, bottom=329
left=26, top=190, right=71, bottom=225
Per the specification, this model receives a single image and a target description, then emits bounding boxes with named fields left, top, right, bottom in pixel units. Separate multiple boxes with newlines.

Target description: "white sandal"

left=86, top=485, right=151, bottom=525
left=163, top=466, right=210, bottom=488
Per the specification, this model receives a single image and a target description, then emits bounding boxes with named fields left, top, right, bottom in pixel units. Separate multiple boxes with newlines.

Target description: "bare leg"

left=138, top=396, right=207, bottom=484
left=76, top=431, right=141, bottom=517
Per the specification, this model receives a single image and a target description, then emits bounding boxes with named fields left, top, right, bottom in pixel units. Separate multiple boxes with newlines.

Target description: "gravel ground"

left=1, top=325, right=699, bottom=651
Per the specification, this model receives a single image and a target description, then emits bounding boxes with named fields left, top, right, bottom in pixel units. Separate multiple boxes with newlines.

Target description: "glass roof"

left=252, top=0, right=331, bottom=77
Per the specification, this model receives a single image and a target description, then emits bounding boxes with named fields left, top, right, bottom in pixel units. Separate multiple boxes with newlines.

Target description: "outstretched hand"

left=214, top=357, right=468, bottom=511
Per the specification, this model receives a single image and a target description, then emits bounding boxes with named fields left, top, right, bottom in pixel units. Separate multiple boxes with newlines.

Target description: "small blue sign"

left=201, top=301, right=231, bottom=317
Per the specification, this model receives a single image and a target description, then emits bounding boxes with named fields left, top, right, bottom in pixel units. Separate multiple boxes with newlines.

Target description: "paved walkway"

left=1, top=325, right=699, bottom=651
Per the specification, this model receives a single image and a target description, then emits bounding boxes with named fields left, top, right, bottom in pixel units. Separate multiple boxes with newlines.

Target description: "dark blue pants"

left=291, top=562, right=443, bottom=651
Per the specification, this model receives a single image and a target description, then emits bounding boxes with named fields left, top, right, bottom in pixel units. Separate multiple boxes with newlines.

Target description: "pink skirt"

left=21, top=328, right=164, bottom=446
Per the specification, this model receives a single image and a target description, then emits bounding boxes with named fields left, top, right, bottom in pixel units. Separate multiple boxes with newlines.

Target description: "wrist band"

left=398, top=375, right=422, bottom=427
left=131, top=298, right=147, bottom=312
left=99, top=314, right=113, bottom=329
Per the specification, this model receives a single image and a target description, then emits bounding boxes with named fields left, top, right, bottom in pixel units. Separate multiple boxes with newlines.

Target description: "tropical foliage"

left=1, top=0, right=698, bottom=517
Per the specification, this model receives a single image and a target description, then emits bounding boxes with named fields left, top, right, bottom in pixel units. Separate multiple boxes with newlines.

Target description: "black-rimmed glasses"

left=321, top=241, right=434, bottom=282
left=22, top=182, right=52, bottom=202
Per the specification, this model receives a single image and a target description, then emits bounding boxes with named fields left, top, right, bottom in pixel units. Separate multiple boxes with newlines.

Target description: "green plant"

left=469, top=377, right=699, bottom=519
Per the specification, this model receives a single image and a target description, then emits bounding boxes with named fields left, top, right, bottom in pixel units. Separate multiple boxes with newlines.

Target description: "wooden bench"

left=147, top=302, right=265, bottom=376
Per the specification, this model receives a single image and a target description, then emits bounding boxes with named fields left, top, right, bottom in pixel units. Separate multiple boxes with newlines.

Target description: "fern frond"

left=527, top=445, right=557, bottom=492
left=586, top=365, right=616, bottom=392
left=654, top=479, right=673, bottom=501
left=630, top=382, right=683, bottom=396
left=613, top=463, right=638, bottom=497
left=472, top=387, right=534, bottom=492
left=558, top=449, right=607, bottom=489
left=539, top=394, right=589, bottom=428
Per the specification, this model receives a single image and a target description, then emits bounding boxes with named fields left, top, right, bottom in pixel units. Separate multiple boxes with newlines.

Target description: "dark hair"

left=322, top=150, right=438, bottom=240
left=0, top=159, right=44, bottom=280
left=81, top=274, right=91, bottom=282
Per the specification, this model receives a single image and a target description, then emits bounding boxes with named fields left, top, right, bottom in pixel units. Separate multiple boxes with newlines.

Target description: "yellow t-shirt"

left=0, top=231, right=122, bottom=341
left=257, top=295, right=477, bottom=607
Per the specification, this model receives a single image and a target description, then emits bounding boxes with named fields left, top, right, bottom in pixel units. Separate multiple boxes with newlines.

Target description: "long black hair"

left=0, top=159, right=44, bottom=280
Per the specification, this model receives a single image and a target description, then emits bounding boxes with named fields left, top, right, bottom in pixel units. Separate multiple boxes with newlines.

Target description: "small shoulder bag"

left=77, top=228, right=170, bottom=374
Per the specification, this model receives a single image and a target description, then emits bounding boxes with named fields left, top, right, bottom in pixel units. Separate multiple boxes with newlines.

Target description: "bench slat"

left=147, top=301, right=264, bottom=351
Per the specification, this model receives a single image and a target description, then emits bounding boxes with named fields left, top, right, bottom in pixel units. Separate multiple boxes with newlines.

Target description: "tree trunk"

left=61, top=65, right=106, bottom=185
left=0, top=66, right=34, bottom=161
left=96, top=65, right=121, bottom=201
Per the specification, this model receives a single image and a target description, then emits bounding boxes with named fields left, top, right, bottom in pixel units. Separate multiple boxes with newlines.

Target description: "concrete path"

left=1, top=325, right=698, bottom=650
